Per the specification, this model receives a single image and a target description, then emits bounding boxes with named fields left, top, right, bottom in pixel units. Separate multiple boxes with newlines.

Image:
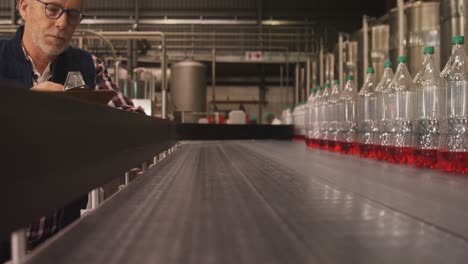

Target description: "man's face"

left=20, top=0, right=83, bottom=57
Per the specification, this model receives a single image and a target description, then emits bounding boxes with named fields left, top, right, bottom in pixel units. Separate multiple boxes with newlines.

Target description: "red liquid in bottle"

left=437, top=151, right=468, bottom=173
left=319, top=139, right=328, bottom=150
left=328, top=141, right=340, bottom=152
left=457, top=152, right=468, bottom=174
left=332, top=141, right=341, bottom=152
left=375, top=145, right=386, bottom=161
left=459, top=152, right=468, bottom=174
left=413, top=149, right=438, bottom=168
left=388, top=146, right=414, bottom=165
left=359, top=143, right=376, bottom=159
left=339, top=142, right=359, bottom=155
left=313, top=139, right=321, bottom=148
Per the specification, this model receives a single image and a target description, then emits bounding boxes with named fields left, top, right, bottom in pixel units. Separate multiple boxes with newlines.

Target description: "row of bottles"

left=304, top=36, right=467, bottom=174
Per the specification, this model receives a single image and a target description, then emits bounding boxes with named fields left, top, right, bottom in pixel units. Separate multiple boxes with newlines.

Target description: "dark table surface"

left=25, top=141, right=468, bottom=264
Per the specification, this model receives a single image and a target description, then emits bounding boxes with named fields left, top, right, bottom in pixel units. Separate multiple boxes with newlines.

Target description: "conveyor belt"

left=26, top=141, right=468, bottom=264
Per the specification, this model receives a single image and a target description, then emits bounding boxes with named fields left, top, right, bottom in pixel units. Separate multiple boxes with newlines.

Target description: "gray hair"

left=17, top=0, right=87, bottom=11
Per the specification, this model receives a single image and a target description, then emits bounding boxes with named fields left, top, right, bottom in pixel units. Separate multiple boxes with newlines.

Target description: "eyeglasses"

left=35, top=0, right=85, bottom=26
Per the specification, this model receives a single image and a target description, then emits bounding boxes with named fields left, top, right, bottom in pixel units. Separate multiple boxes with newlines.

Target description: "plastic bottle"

left=305, top=88, right=317, bottom=147
left=440, top=37, right=456, bottom=80
left=293, top=102, right=306, bottom=141
left=328, top=80, right=342, bottom=152
left=375, top=61, right=395, bottom=161
left=387, top=56, right=417, bottom=164
left=319, top=83, right=332, bottom=149
left=357, top=67, right=378, bottom=158
left=311, top=86, right=323, bottom=148
left=284, top=107, right=293, bottom=125
left=438, top=36, right=468, bottom=173
left=413, top=46, right=445, bottom=168
left=338, top=75, right=359, bottom=155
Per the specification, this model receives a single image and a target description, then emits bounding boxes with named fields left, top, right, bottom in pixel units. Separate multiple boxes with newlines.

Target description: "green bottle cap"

left=325, top=83, right=331, bottom=88
left=333, top=80, right=340, bottom=85
left=453, top=36, right=465, bottom=45
left=367, top=67, right=375, bottom=74
left=310, top=88, right=314, bottom=93
left=423, top=46, right=435, bottom=54
left=346, top=75, right=354, bottom=81
left=317, top=85, right=323, bottom=90
left=398, top=56, right=408, bottom=63
left=384, top=61, right=393, bottom=68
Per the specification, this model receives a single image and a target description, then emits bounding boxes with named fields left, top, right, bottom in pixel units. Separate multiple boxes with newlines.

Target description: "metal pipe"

left=114, top=59, right=121, bottom=86
left=286, top=60, right=290, bottom=106
left=397, top=0, right=405, bottom=57
left=319, top=39, right=324, bottom=85
left=338, top=33, right=344, bottom=89
left=76, top=29, right=117, bottom=63
left=325, top=53, right=330, bottom=83
left=280, top=65, right=284, bottom=106
left=80, top=18, right=317, bottom=26
left=212, top=48, right=216, bottom=111
left=125, top=171, right=130, bottom=186
left=312, top=59, right=317, bottom=88
left=11, top=229, right=27, bottom=264
left=362, top=15, right=369, bottom=83
left=300, top=66, right=305, bottom=101
left=91, top=189, right=100, bottom=210
left=161, top=35, right=167, bottom=119
left=295, top=64, right=300, bottom=104
left=306, top=57, right=311, bottom=98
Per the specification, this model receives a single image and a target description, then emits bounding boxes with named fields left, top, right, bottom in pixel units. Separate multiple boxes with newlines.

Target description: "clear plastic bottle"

left=413, top=46, right=445, bottom=168
left=284, top=107, right=293, bottom=125
left=328, top=80, right=342, bottom=152
left=319, top=83, right=332, bottom=149
left=438, top=36, right=468, bottom=173
left=305, top=88, right=317, bottom=147
left=387, top=56, right=417, bottom=164
left=358, top=67, right=378, bottom=158
left=338, top=75, right=359, bottom=155
left=375, top=61, right=395, bottom=161
left=440, top=37, right=456, bottom=80
left=311, top=86, right=323, bottom=148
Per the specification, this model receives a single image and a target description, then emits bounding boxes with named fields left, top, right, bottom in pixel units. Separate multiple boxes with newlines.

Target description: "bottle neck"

left=331, top=85, right=340, bottom=94
left=366, top=73, right=374, bottom=81
left=383, top=68, right=393, bottom=78
left=344, top=80, right=355, bottom=92
left=423, top=53, right=435, bottom=65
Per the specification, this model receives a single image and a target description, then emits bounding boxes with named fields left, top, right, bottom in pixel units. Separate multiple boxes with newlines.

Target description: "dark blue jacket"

left=0, top=26, right=96, bottom=88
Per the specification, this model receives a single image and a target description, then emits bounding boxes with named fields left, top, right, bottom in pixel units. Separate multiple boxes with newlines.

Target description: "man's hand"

left=31, top=81, right=65, bottom=92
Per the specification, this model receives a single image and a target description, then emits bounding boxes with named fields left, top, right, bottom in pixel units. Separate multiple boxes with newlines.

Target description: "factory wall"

left=207, top=85, right=292, bottom=123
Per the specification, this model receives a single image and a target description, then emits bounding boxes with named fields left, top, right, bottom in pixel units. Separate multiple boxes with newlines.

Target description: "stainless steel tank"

left=440, top=0, right=465, bottom=68
left=371, top=25, right=390, bottom=80
left=170, top=61, right=207, bottom=123
left=389, top=7, right=406, bottom=67
left=406, top=1, right=440, bottom=76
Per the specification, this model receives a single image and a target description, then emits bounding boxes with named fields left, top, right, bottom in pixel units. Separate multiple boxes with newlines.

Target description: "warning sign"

left=245, top=51, right=263, bottom=62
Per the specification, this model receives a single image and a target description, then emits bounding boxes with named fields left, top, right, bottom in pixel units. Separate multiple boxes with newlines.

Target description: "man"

left=0, top=0, right=142, bottom=260
left=1, top=0, right=139, bottom=111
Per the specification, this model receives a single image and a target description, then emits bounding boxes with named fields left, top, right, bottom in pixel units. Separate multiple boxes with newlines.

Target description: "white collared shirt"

left=21, top=44, right=52, bottom=85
